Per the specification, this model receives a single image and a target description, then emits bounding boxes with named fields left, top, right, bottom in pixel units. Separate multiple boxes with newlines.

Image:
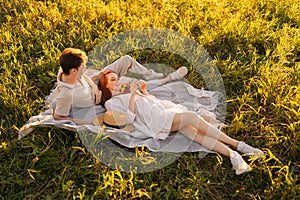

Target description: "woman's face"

left=106, top=72, right=121, bottom=96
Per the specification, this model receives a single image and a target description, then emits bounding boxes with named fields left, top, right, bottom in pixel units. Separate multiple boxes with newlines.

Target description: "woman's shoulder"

left=105, top=93, right=130, bottom=105
left=104, top=93, right=131, bottom=111
left=114, top=93, right=131, bottom=99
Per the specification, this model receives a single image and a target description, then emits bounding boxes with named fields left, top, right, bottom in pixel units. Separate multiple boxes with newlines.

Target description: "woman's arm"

left=105, top=94, right=136, bottom=124
left=104, top=80, right=138, bottom=124
left=128, top=80, right=137, bottom=113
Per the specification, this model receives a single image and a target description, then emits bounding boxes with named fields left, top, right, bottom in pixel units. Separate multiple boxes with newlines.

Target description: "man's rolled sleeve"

left=54, top=88, right=72, bottom=117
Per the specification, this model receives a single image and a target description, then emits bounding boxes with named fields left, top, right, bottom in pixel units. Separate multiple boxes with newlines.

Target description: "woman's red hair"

left=98, top=70, right=114, bottom=106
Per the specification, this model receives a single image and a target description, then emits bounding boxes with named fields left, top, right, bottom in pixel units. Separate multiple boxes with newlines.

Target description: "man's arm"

left=83, top=74, right=101, bottom=104
left=53, top=113, right=94, bottom=125
left=54, top=87, right=94, bottom=125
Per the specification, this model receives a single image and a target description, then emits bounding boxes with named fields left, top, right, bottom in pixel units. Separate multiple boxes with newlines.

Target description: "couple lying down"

left=93, top=69, right=264, bottom=175
left=25, top=48, right=264, bottom=175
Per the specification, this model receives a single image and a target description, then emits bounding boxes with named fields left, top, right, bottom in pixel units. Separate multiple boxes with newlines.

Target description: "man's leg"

left=102, top=55, right=163, bottom=79
left=147, top=66, right=188, bottom=90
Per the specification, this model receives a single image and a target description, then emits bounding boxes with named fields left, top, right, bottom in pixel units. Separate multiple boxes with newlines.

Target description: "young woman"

left=98, top=70, right=264, bottom=175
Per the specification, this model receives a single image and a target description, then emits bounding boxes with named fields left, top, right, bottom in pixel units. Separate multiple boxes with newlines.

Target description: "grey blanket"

left=19, top=73, right=226, bottom=171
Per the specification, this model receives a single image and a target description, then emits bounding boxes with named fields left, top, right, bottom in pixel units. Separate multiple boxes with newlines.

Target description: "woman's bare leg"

left=178, top=125, right=252, bottom=175
left=171, top=112, right=239, bottom=148
left=172, top=113, right=259, bottom=175
left=179, top=126, right=232, bottom=157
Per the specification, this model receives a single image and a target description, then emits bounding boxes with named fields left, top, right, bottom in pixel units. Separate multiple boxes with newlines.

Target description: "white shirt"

left=54, top=71, right=95, bottom=116
left=105, top=93, right=187, bottom=139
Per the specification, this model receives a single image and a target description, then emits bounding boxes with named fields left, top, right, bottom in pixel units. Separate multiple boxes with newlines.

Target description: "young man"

left=53, top=48, right=101, bottom=125
left=53, top=48, right=167, bottom=125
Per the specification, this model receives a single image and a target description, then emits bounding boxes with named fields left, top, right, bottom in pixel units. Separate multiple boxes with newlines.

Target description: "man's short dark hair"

left=59, top=48, right=88, bottom=75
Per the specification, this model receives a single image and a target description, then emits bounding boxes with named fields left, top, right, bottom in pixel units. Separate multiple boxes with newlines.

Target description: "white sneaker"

left=144, top=69, right=164, bottom=80
left=230, top=151, right=252, bottom=175
left=237, top=141, right=264, bottom=157
left=169, top=66, right=188, bottom=80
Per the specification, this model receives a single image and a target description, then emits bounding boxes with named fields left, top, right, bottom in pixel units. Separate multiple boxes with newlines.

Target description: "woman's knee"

left=183, top=112, right=199, bottom=122
left=171, top=112, right=202, bottom=131
left=177, top=112, right=200, bottom=127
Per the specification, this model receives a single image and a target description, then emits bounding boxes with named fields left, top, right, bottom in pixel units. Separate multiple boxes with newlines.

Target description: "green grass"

left=0, top=0, right=299, bottom=199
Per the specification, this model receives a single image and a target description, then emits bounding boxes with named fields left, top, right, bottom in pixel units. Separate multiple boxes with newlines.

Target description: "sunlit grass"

left=0, top=0, right=299, bottom=199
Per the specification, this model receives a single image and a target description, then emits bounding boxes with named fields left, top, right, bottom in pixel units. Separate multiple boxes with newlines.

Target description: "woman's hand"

left=137, top=80, right=149, bottom=95
left=130, top=79, right=137, bottom=95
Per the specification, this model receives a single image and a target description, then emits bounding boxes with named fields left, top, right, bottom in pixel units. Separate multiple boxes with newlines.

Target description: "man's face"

left=76, top=62, right=86, bottom=79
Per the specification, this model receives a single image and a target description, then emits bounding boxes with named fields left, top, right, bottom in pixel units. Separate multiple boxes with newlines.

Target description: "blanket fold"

left=19, top=71, right=226, bottom=154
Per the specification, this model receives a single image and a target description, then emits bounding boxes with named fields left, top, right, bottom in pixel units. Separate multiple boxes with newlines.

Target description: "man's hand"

left=82, top=74, right=102, bottom=104
left=91, top=85, right=101, bottom=104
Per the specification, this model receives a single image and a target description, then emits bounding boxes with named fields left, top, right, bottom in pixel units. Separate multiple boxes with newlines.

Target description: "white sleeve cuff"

left=126, top=109, right=136, bottom=124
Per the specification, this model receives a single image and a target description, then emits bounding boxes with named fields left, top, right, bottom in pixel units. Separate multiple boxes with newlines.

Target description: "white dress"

left=104, top=93, right=188, bottom=140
